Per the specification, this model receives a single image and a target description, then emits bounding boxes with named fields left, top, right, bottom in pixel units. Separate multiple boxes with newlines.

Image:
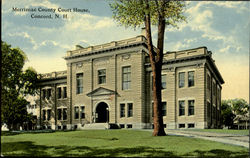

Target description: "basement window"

left=127, top=124, right=132, bottom=128
left=120, top=124, right=125, bottom=128
left=188, top=123, right=195, bottom=128
left=179, top=124, right=185, bottom=128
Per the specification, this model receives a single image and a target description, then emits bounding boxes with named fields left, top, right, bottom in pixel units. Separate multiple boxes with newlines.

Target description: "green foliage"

left=110, top=0, right=186, bottom=29
left=1, top=41, right=38, bottom=130
left=230, top=98, right=249, bottom=116
left=221, top=100, right=235, bottom=127
left=221, top=98, right=249, bottom=128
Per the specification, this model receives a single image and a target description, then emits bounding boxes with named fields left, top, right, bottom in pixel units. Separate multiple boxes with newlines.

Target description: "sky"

left=2, top=0, right=249, bottom=102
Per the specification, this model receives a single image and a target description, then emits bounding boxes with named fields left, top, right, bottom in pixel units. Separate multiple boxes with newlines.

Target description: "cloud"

left=218, top=46, right=231, bottom=53
left=205, top=1, right=249, bottom=13
left=95, top=17, right=115, bottom=29
left=30, top=0, right=60, bottom=9
left=6, top=32, right=37, bottom=50
left=65, top=13, right=115, bottom=30
left=168, top=2, right=248, bottom=55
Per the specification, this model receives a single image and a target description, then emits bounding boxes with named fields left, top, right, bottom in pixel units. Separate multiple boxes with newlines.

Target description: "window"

left=179, top=100, right=185, bottom=116
left=207, top=101, right=211, bottom=119
left=188, top=100, right=195, bottom=115
left=122, top=66, right=131, bottom=90
left=161, top=74, right=166, bottom=89
left=179, top=124, right=185, bottom=128
left=120, top=104, right=125, bottom=117
left=57, top=109, right=62, bottom=120
left=120, top=124, right=125, bottom=128
left=76, top=73, right=83, bottom=94
left=188, top=123, right=195, bottom=128
left=47, top=89, right=52, bottom=99
left=98, top=69, right=106, bottom=84
left=80, top=106, right=85, bottom=119
left=162, top=102, right=167, bottom=116
left=74, top=106, right=79, bottom=119
left=213, top=82, right=216, bottom=96
left=207, top=74, right=211, bottom=90
left=63, top=87, right=67, bottom=98
left=179, top=72, right=185, bottom=88
left=212, top=105, right=216, bottom=119
left=43, top=110, right=46, bottom=120
left=63, top=108, right=67, bottom=120
left=127, top=124, right=132, bottom=128
left=188, top=71, right=195, bottom=87
left=57, top=87, right=62, bottom=99
left=127, top=103, right=133, bottom=117
left=42, top=89, right=46, bottom=99
left=47, top=109, right=51, bottom=121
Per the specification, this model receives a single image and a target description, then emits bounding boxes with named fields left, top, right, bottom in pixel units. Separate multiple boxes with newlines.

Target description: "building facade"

left=36, top=34, right=224, bottom=130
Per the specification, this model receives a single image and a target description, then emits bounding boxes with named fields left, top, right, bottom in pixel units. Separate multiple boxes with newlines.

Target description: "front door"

left=95, top=102, right=109, bottom=123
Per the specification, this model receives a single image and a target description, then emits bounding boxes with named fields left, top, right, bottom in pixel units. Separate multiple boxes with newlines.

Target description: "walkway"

left=165, top=129, right=249, bottom=148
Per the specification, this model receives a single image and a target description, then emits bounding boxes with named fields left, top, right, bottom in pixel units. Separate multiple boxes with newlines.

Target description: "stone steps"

left=82, top=123, right=109, bottom=130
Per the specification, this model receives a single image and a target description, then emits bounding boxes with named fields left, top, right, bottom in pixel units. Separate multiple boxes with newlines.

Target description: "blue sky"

left=2, top=0, right=249, bottom=101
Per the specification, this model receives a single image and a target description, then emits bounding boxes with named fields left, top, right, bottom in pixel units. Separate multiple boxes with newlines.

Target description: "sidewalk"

left=165, top=129, right=249, bottom=148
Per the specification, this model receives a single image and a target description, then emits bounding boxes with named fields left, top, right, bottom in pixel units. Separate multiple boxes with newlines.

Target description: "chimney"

left=141, top=27, right=146, bottom=37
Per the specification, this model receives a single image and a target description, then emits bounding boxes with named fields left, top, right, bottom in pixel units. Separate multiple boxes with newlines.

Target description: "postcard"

left=1, top=0, right=249, bottom=157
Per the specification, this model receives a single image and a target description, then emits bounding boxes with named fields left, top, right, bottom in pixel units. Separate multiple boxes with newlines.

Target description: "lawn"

left=183, top=129, right=249, bottom=136
left=1, top=130, right=248, bottom=157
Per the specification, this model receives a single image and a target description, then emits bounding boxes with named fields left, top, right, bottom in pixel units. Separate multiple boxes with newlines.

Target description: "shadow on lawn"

left=1, top=141, right=248, bottom=157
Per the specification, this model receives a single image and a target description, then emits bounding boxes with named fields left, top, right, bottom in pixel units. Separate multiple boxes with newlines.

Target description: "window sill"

left=188, top=86, right=195, bottom=88
left=122, top=89, right=132, bottom=92
left=179, top=86, right=196, bottom=89
left=98, top=83, right=107, bottom=85
left=76, top=93, right=84, bottom=96
left=57, top=98, right=68, bottom=100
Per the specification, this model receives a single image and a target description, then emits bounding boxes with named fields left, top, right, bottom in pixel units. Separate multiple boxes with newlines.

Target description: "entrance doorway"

left=95, top=102, right=109, bottom=123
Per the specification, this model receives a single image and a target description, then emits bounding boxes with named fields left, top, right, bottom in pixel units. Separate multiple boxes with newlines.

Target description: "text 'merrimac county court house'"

left=37, top=30, right=224, bottom=130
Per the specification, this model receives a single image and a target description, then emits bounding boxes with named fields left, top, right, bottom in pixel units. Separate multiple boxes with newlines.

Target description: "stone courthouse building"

left=37, top=32, right=224, bottom=130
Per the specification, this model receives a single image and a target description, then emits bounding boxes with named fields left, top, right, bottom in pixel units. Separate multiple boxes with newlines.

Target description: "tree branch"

left=144, top=0, right=156, bottom=64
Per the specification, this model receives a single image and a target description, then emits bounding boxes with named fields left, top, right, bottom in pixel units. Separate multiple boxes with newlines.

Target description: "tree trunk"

left=152, top=63, right=166, bottom=136
left=144, top=0, right=166, bottom=136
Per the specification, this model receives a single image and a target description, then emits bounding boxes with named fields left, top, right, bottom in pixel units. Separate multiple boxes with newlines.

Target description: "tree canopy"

left=1, top=41, right=38, bottom=130
left=110, top=0, right=186, bottom=28
left=221, top=98, right=249, bottom=128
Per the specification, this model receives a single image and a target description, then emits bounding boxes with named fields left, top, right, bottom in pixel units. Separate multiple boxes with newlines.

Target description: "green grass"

left=183, top=129, right=249, bottom=136
left=1, top=130, right=248, bottom=157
